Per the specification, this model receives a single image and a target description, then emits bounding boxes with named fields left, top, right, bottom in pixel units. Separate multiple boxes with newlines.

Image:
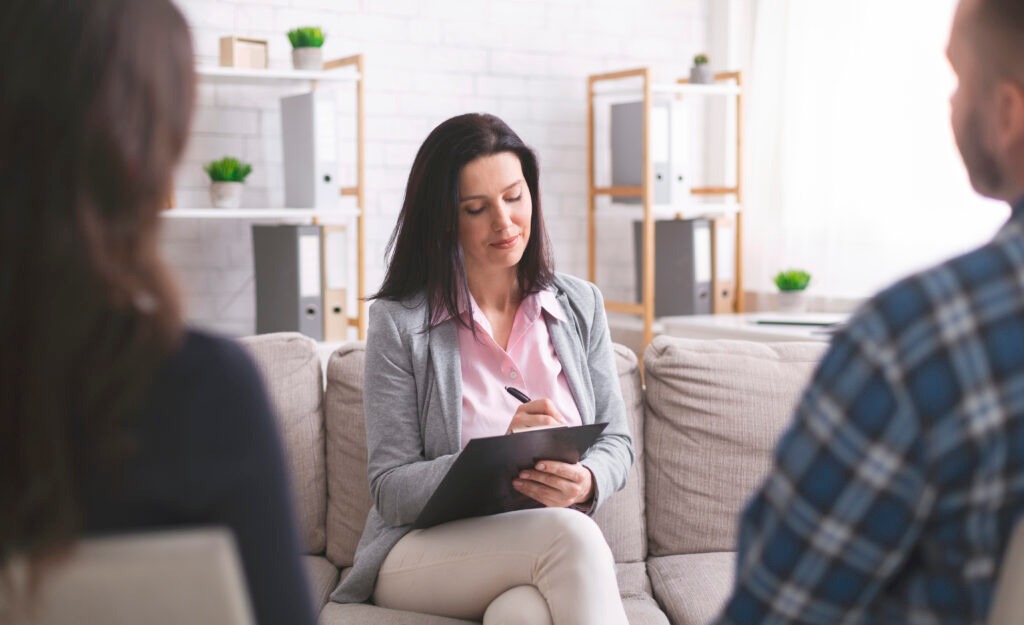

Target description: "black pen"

left=505, top=386, right=531, bottom=403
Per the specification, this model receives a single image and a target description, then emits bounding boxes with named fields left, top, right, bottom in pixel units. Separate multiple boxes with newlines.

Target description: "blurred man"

left=714, top=0, right=1024, bottom=622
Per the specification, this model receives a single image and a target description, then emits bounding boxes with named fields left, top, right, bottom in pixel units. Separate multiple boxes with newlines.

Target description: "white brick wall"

left=166, top=0, right=709, bottom=337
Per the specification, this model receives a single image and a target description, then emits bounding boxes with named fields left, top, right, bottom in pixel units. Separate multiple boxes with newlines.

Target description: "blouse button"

left=509, top=371, right=518, bottom=380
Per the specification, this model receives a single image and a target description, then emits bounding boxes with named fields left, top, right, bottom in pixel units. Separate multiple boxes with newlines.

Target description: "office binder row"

left=631, top=218, right=736, bottom=317
left=252, top=224, right=349, bottom=342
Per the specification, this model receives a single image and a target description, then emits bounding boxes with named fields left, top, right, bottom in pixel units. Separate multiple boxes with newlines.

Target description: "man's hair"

left=976, top=0, right=1024, bottom=83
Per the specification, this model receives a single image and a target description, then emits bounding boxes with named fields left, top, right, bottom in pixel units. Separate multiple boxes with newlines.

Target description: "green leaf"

left=203, top=156, right=253, bottom=182
left=774, top=269, right=811, bottom=292
left=287, top=26, right=325, bottom=48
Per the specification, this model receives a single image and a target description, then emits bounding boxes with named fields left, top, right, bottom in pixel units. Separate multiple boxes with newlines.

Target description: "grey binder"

left=252, top=224, right=323, bottom=340
left=280, top=91, right=339, bottom=209
left=633, top=219, right=712, bottom=316
left=611, top=101, right=690, bottom=205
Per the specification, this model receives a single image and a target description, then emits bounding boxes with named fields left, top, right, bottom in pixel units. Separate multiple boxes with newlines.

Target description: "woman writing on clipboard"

left=331, top=113, right=633, bottom=625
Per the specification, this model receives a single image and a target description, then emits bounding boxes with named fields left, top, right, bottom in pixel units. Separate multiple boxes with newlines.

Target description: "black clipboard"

left=412, top=422, right=608, bottom=529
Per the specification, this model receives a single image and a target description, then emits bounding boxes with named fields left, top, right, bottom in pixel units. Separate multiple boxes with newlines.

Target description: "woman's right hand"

left=505, top=398, right=565, bottom=434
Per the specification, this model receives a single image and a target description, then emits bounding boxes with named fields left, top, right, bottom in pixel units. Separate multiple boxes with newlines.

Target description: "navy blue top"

left=82, top=330, right=316, bottom=625
left=714, top=198, right=1024, bottom=624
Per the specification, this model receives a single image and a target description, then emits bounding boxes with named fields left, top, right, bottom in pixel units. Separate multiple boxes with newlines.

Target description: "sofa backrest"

left=320, top=341, right=649, bottom=569
left=239, top=333, right=326, bottom=556
left=643, top=336, right=827, bottom=557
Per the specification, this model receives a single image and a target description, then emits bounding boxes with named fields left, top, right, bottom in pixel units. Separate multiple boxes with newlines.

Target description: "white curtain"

left=744, top=0, right=1009, bottom=299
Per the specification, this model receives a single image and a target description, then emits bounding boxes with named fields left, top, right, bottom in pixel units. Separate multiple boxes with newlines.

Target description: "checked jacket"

left=714, top=198, right=1024, bottom=625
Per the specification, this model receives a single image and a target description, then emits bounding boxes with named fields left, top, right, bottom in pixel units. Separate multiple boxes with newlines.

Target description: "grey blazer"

left=331, top=272, right=634, bottom=604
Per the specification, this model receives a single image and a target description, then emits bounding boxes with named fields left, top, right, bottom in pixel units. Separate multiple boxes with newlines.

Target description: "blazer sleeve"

left=578, top=282, right=635, bottom=513
left=363, top=300, right=459, bottom=527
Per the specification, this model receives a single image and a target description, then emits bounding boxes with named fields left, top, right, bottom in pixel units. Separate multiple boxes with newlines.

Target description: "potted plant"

left=203, top=157, right=252, bottom=209
left=690, top=53, right=714, bottom=84
left=774, top=269, right=811, bottom=313
left=287, top=26, right=325, bottom=71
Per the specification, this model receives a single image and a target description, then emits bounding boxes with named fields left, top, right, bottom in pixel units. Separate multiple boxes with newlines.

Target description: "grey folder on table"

left=413, top=422, right=608, bottom=529
left=252, top=224, right=323, bottom=340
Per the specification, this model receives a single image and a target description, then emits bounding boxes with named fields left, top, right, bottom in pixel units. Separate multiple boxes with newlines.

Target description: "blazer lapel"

left=428, top=320, right=463, bottom=454
left=546, top=293, right=595, bottom=424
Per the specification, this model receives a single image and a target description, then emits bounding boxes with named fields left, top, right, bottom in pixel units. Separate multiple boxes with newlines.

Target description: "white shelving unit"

left=593, top=82, right=741, bottom=97
left=195, top=65, right=360, bottom=84
left=587, top=67, right=744, bottom=349
left=167, top=55, right=367, bottom=339
left=163, top=207, right=360, bottom=222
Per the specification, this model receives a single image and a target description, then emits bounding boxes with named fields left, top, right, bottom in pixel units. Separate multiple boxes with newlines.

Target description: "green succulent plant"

left=287, top=26, right=325, bottom=49
left=774, top=269, right=811, bottom=292
left=693, top=53, right=710, bottom=66
left=203, top=157, right=252, bottom=183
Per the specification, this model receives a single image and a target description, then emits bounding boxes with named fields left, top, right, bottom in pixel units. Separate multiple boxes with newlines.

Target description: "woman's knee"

left=537, top=508, right=614, bottom=566
left=483, top=585, right=552, bottom=625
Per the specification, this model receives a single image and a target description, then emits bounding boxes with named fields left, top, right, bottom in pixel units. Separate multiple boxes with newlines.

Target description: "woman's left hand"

left=513, top=460, right=594, bottom=508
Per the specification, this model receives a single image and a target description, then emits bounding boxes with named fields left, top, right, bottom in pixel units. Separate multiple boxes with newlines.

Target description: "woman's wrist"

left=573, top=466, right=596, bottom=509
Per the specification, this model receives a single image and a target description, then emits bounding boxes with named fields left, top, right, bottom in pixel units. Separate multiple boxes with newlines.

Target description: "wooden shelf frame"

left=587, top=68, right=744, bottom=348
left=321, top=54, right=368, bottom=339
left=171, top=55, right=368, bottom=340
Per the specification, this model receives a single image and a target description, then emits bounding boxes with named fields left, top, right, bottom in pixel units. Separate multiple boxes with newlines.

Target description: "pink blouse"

left=450, top=289, right=583, bottom=448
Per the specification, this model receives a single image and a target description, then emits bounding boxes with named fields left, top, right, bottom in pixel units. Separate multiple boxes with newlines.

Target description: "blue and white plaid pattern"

left=714, top=200, right=1024, bottom=625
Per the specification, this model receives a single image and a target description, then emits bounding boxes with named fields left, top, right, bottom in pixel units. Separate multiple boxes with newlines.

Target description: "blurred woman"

left=0, top=2, right=314, bottom=624
left=332, top=113, right=633, bottom=625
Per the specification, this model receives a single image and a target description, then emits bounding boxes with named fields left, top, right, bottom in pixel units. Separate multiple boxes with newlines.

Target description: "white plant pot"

left=690, top=65, right=714, bottom=84
left=777, top=291, right=808, bottom=314
left=210, top=181, right=243, bottom=209
left=291, top=47, right=323, bottom=71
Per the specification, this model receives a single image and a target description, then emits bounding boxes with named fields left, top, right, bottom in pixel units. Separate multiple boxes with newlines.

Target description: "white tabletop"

left=660, top=312, right=848, bottom=343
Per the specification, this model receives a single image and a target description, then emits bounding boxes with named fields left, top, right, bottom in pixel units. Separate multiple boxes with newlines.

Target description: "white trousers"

left=373, top=508, right=628, bottom=625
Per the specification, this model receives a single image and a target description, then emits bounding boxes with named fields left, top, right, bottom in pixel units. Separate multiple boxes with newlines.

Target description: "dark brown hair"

left=975, top=0, right=1024, bottom=83
left=0, top=0, right=194, bottom=576
left=371, top=113, right=555, bottom=326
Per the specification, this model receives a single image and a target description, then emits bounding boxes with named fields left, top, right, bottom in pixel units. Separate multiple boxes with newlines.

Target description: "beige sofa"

left=239, top=332, right=826, bottom=625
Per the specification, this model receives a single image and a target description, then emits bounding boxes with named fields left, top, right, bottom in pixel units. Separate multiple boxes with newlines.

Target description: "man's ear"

left=996, top=81, right=1024, bottom=154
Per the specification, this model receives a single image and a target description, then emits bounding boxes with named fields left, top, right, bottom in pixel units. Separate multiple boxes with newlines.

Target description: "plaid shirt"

left=713, top=198, right=1024, bottom=625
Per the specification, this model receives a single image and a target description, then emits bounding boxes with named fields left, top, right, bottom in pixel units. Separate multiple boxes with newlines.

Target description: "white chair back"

left=3, top=528, right=255, bottom=625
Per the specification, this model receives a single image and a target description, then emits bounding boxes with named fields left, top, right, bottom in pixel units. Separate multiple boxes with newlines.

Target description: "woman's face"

left=457, top=151, right=532, bottom=281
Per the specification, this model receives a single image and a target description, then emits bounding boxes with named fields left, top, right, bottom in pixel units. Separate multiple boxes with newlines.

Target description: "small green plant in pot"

left=774, top=269, right=811, bottom=313
left=288, top=26, right=325, bottom=71
left=690, top=53, right=713, bottom=84
left=204, top=157, right=252, bottom=209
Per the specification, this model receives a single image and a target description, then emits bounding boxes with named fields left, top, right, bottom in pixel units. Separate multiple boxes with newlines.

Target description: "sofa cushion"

left=319, top=602, right=477, bottom=625
left=648, top=552, right=734, bottom=625
left=622, top=596, right=672, bottom=625
left=615, top=561, right=652, bottom=598
left=239, top=332, right=326, bottom=555
left=304, top=554, right=339, bottom=614
left=593, top=344, right=648, bottom=563
left=643, top=337, right=825, bottom=556
left=324, top=342, right=373, bottom=569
